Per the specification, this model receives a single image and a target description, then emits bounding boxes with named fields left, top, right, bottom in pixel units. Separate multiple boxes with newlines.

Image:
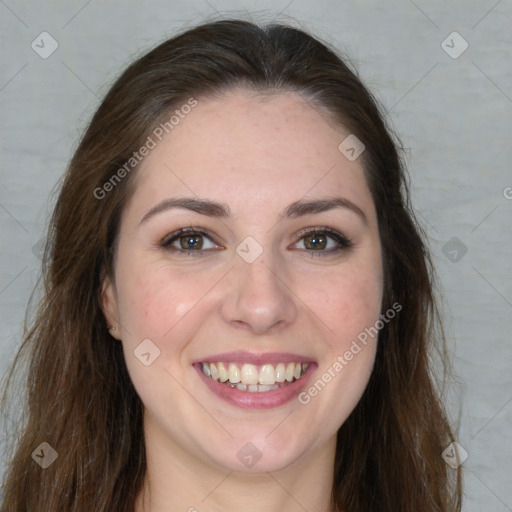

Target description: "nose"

left=220, top=252, right=298, bottom=336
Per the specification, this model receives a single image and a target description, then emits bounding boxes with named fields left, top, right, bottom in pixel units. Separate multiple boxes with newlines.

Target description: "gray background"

left=1, top=0, right=511, bottom=509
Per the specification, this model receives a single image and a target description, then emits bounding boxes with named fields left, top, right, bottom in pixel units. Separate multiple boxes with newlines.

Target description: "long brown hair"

left=1, top=18, right=462, bottom=511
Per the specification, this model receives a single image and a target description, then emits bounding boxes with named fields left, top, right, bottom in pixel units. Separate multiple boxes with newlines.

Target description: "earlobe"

left=100, top=271, right=121, bottom=340
left=108, top=325, right=119, bottom=337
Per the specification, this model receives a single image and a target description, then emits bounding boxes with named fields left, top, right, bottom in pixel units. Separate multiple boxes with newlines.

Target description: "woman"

left=0, top=19, right=462, bottom=511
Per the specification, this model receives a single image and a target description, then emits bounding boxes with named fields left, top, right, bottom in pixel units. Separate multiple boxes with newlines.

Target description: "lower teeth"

left=221, top=380, right=296, bottom=392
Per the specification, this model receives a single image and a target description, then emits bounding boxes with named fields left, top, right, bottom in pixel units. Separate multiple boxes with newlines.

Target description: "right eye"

left=160, top=227, right=223, bottom=255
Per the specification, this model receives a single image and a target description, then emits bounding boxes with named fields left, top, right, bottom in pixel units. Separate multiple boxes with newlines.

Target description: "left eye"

left=293, top=229, right=352, bottom=253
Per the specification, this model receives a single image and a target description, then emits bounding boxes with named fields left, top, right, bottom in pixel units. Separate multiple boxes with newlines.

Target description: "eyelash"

left=160, top=226, right=353, bottom=257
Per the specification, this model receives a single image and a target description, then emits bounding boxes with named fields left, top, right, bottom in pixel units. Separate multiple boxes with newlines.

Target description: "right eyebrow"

left=140, top=197, right=230, bottom=224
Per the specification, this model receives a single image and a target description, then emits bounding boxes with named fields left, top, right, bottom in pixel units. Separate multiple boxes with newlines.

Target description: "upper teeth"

left=202, top=362, right=308, bottom=386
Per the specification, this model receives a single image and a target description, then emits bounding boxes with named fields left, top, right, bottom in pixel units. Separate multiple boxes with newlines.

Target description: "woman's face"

left=103, top=88, right=383, bottom=473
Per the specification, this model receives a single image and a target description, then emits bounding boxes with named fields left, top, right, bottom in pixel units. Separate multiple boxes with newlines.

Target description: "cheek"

left=301, top=263, right=383, bottom=350
left=117, top=271, right=194, bottom=340
left=294, top=261, right=383, bottom=435
left=114, top=254, right=223, bottom=346
left=114, top=262, right=208, bottom=394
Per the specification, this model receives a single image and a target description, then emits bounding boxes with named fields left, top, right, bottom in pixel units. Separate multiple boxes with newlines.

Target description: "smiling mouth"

left=200, top=361, right=309, bottom=392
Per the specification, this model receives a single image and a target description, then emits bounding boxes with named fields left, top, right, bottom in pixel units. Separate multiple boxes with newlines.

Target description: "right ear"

left=100, top=269, right=121, bottom=340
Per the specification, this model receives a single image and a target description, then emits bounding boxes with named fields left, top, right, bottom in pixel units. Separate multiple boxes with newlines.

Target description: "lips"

left=193, top=352, right=316, bottom=409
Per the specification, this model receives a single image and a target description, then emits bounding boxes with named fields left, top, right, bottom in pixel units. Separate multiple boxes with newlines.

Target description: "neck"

left=135, top=418, right=336, bottom=512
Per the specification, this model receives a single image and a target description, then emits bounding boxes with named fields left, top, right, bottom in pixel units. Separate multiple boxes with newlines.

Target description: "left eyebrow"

left=281, top=197, right=368, bottom=225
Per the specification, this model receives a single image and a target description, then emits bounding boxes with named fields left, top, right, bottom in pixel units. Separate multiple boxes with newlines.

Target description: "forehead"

left=129, top=88, right=375, bottom=220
